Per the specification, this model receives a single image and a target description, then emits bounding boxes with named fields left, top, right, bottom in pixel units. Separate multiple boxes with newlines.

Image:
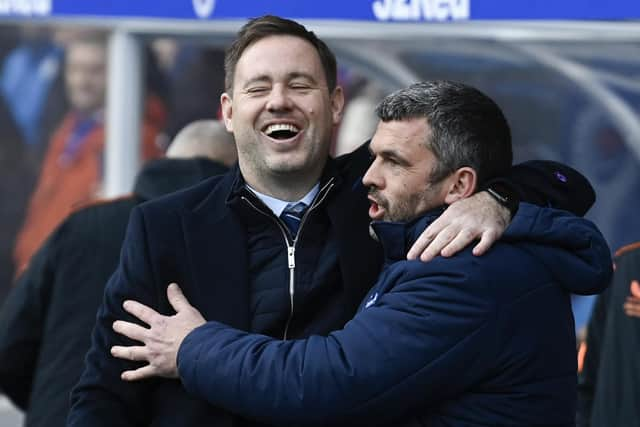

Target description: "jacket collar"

left=134, top=157, right=229, bottom=201
left=224, top=157, right=343, bottom=212
left=370, top=206, right=446, bottom=263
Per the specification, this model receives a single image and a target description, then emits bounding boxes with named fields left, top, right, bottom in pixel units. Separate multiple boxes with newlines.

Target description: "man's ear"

left=221, top=92, right=233, bottom=132
left=443, top=167, right=477, bottom=205
left=330, top=86, right=345, bottom=125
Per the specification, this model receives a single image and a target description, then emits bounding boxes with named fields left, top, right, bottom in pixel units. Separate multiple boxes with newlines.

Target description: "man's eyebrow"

left=378, top=148, right=411, bottom=166
left=242, top=75, right=271, bottom=88
left=288, top=72, right=320, bottom=85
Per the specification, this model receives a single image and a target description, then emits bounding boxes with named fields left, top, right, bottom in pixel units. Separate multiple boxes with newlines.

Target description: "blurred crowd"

left=0, top=26, right=224, bottom=293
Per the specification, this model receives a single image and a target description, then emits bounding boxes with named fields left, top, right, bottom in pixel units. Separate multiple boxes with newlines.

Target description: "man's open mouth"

left=263, top=123, right=300, bottom=140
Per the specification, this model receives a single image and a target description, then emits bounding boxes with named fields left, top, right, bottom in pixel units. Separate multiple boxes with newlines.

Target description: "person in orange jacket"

left=13, top=34, right=164, bottom=276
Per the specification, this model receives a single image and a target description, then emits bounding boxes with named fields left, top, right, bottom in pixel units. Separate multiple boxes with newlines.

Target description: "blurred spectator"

left=165, top=120, right=237, bottom=167
left=12, top=34, right=165, bottom=276
left=0, top=26, right=20, bottom=64
left=334, top=81, right=383, bottom=156
left=0, top=26, right=74, bottom=301
left=568, top=108, right=640, bottom=335
left=0, top=26, right=67, bottom=150
left=577, top=242, right=640, bottom=427
left=0, top=120, right=235, bottom=427
left=152, top=39, right=225, bottom=142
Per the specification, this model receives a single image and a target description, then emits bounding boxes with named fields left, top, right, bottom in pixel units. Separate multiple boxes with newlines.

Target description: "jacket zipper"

left=241, top=178, right=335, bottom=340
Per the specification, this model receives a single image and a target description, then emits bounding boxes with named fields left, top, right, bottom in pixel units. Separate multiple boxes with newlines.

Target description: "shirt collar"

left=246, top=183, right=320, bottom=217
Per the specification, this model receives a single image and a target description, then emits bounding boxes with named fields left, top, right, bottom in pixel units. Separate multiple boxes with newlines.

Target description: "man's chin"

left=266, top=155, right=322, bottom=175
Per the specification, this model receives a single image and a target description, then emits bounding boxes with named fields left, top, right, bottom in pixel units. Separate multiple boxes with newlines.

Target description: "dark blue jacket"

left=68, top=147, right=382, bottom=427
left=177, top=203, right=612, bottom=427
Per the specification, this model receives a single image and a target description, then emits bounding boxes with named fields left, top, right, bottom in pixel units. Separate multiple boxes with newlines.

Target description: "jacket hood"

left=370, top=206, right=446, bottom=263
left=371, top=202, right=611, bottom=294
left=134, top=157, right=229, bottom=201
left=225, top=155, right=343, bottom=209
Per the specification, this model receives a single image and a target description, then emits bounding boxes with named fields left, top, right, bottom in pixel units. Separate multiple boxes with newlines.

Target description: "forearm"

left=178, top=276, right=491, bottom=426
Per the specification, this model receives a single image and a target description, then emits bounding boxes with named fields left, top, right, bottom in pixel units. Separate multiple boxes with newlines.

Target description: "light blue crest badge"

left=365, top=292, right=379, bottom=309
left=193, top=0, right=215, bottom=19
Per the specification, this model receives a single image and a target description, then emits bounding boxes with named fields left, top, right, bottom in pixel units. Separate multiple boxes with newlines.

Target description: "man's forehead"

left=234, top=35, right=324, bottom=82
left=239, top=34, right=317, bottom=57
left=373, top=119, right=429, bottom=143
left=67, top=44, right=105, bottom=63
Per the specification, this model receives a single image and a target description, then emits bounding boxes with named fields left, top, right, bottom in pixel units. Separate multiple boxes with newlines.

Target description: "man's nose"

left=362, top=159, right=382, bottom=188
left=266, top=85, right=293, bottom=112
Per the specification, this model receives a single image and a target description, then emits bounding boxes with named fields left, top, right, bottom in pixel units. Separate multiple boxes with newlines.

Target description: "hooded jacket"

left=177, top=203, right=612, bottom=427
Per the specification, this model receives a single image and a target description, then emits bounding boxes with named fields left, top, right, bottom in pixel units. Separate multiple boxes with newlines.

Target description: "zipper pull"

left=288, top=246, right=295, bottom=269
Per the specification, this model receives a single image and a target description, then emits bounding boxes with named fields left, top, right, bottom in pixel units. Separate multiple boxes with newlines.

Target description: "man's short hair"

left=167, top=119, right=237, bottom=167
left=376, top=80, right=513, bottom=186
left=224, top=15, right=337, bottom=94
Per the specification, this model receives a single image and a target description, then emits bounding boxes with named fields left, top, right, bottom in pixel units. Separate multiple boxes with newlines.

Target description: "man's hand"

left=111, top=283, right=205, bottom=381
left=623, top=280, right=640, bottom=318
left=407, top=191, right=510, bottom=262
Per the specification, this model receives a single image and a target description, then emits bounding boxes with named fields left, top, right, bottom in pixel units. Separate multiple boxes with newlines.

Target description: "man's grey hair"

left=376, top=80, right=512, bottom=185
left=167, top=120, right=237, bottom=167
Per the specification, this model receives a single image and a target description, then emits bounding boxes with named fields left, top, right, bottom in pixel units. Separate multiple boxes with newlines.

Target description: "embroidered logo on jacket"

left=365, top=292, right=379, bottom=308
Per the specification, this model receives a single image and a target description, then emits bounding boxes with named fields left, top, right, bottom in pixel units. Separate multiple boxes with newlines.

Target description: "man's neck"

left=240, top=167, right=324, bottom=202
left=73, top=108, right=104, bottom=123
left=247, top=183, right=320, bottom=218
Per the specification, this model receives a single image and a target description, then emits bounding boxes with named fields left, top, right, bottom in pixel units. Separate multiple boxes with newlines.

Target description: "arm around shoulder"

left=499, top=160, right=595, bottom=216
left=177, top=265, right=495, bottom=426
left=507, top=203, right=612, bottom=295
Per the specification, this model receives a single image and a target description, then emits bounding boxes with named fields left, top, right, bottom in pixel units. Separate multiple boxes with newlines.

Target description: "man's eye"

left=246, top=87, right=268, bottom=95
left=290, top=84, right=311, bottom=91
left=385, top=157, right=399, bottom=165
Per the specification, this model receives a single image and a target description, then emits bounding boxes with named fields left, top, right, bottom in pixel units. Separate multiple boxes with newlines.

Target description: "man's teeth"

left=265, top=123, right=299, bottom=136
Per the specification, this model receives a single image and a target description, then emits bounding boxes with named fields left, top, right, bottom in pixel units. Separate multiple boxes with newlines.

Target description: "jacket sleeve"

left=505, top=203, right=612, bottom=295
left=0, top=235, right=55, bottom=409
left=177, top=262, right=496, bottom=427
left=495, top=160, right=595, bottom=216
left=67, top=207, right=158, bottom=426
